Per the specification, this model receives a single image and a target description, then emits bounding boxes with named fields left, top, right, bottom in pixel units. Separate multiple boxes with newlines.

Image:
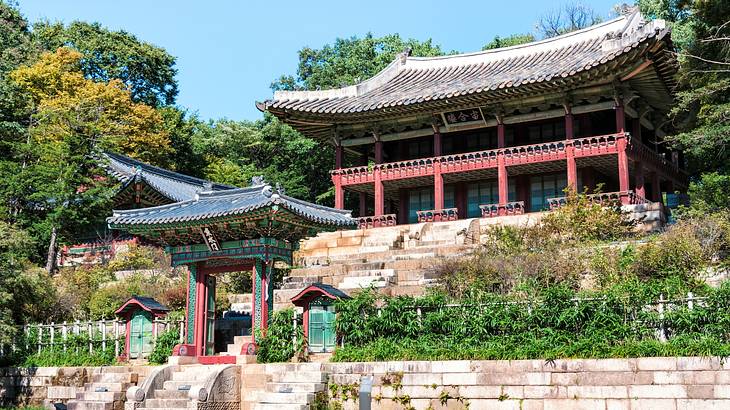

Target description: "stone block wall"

left=326, top=357, right=730, bottom=410
left=0, top=365, right=150, bottom=407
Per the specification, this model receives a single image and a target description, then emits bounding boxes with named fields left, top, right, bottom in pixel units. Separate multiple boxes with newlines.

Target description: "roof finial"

left=203, top=181, right=213, bottom=191
left=398, top=47, right=412, bottom=64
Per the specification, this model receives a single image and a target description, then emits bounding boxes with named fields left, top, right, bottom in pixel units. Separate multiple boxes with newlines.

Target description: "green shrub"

left=633, top=223, right=706, bottom=282
left=148, top=329, right=180, bottom=364
left=256, top=308, right=303, bottom=363
left=541, top=188, right=635, bottom=242
left=332, top=278, right=728, bottom=362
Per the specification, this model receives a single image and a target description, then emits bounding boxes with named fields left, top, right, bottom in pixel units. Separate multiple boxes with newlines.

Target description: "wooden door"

left=205, top=275, right=216, bottom=355
left=308, top=300, right=336, bottom=353
left=129, top=311, right=153, bottom=359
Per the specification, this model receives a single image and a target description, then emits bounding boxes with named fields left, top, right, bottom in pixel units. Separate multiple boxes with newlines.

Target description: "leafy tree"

left=3, top=47, right=171, bottom=269
left=0, top=221, right=56, bottom=343
left=482, top=33, right=535, bottom=50
left=33, top=20, right=178, bottom=107
left=271, top=33, right=446, bottom=91
left=636, top=0, right=694, bottom=50
left=158, top=106, right=207, bottom=177
left=656, top=0, right=730, bottom=175
left=682, top=172, right=730, bottom=214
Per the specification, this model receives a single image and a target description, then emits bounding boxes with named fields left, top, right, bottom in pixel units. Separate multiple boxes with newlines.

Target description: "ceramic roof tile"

left=261, top=11, right=671, bottom=118
left=105, top=152, right=234, bottom=202
left=108, top=184, right=355, bottom=228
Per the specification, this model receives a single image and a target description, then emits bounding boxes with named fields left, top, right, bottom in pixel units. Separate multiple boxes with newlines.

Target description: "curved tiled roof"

left=260, top=10, right=675, bottom=127
left=107, top=183, right=355, bottom=228
left=105, top=152, right=234, bottom=203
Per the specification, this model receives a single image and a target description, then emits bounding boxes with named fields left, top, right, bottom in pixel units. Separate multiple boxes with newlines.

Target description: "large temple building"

left=259, top=9, right=686, bottom=226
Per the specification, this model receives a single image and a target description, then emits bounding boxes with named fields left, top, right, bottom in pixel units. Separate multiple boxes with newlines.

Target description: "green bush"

left=633, top=223, right=706, bottom=282
left=148, top=329, right=180, bottom=364
left=332, top=279, right=730, bottom=362
left=256, top=308, right=303, bottom=363
left=541, top=188, right=635, bottom=242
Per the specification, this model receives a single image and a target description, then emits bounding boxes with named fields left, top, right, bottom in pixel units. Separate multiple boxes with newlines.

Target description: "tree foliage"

left=271, top=33, right=446, bottom=91
left=33, top=20, right=178, bottom=107
left=482, top=33, right=535, bottom=50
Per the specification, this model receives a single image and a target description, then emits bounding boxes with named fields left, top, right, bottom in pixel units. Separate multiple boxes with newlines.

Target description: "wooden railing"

left=331, top=133, right=630, bottom=184
left=356, top=214, right=397, bottom=229
left=416, top=208, right=459, bottom=223
left=479, top=201, right=526, bottom=217
left=547, top=190, right=651, bottom=210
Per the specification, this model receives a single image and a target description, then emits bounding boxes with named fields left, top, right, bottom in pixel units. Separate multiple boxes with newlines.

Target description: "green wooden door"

left=205, top=275, right=216, bottom=355
left=308, top=299, right=336, bottom=353
left=129, top=311, right=153, bottom=359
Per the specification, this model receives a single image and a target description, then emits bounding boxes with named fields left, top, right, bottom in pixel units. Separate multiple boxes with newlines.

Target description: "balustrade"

left=356, top=214, right=397, bottom=229
left=547, top=190, right=650, bottom=210
left=416, top=208, right=459, bottom=223
left=479, top=201, right=525, bottom=217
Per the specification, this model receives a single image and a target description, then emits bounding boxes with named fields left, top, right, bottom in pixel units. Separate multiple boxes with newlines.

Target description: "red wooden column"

left=359, top=193, right=367, bottom=217
left=433, top=124, right=444, bottom=212
left=565, top=105, right=577, bottom=191
left=333, top=144, right=345, bottom=209
left=374, top=138, right=384, bottom=216
left=497, top=119, right=508, bottom=215
left=615, top=100, right=630, bottom=204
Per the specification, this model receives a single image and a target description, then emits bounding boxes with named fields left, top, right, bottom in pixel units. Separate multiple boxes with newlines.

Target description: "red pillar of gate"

left=565, top=107, right=577, bottom=191
left=374, top=139, right=384, bottom=216
left=193, top=267, right=207, bottom=356
left=616, top=101, right=630, bottom=204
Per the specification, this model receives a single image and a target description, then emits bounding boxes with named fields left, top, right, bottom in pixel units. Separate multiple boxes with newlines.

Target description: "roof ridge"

left=269, top=11, right=653, bottom=103
left=105, top=152, right=234, bottom=190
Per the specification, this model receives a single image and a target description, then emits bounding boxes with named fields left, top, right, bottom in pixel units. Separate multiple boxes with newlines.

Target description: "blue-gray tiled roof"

left=105, top=152, right=234, bottom=202
left=108, top=184, right=355, bottom=228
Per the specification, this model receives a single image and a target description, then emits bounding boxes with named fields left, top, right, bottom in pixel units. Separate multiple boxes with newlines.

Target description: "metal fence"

left=0, top=318, right=185, bottom=358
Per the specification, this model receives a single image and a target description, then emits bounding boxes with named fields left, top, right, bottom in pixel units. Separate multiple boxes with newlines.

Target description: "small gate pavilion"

left=107, top=179, right=355, bottom=363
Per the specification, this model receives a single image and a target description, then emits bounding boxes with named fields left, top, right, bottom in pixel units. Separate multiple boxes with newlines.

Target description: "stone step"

left=152, top=388, right=189, bottom=399
left=76, top=391, right=122, bottom=402
left=270, top=371, right=327, bottom=383
left=163, top=380, right=203, bottom=391
left=66, top=401, right=114, bottom=410
left=81, top=382, right=128, bottom=392
left=341, top=268, right=395, bottom=277
left=266, top=382, right=326, bottom=393
left=338, top=276, right=391, bottom=289
left=253, top=404, right=308, bottom=410
left=264, top=362, right=325, bottom=372
left=258, top=392, right=314, bottom=404
left=143, top=398, right=189, bottom=408
left=170, top=370, right=210, bottom=381
left=91, top=372, right=137, bottom=383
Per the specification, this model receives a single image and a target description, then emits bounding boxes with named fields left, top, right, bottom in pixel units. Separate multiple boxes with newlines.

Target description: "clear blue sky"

left=18, top=0, right=620, bottom=121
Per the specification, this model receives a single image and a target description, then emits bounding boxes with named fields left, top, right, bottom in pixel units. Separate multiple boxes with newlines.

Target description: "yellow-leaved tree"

left=10, top=47, right=171, bottom=165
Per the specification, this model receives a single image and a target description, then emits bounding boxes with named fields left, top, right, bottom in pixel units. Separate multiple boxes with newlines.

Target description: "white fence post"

left=658, top=294, right=667, bottom=342
left=88, top=321, right=93, bottom=353
left=101, top=320, right=106, bottom=351
left=62, top=321, right=67, bottom=352
left=37, top=325, right=42, bottom=354
left=687, top=292, right=694, bottom=310
left=50, top=323, right=55, bottom=351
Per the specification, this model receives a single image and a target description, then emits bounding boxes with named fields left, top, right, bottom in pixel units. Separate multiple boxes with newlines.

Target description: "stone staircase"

left=222, top=335, right=254, bottom=356
left=248, top=363, right=328, bottom=410
left=66, top=367, right=144, bottom=410
left=285, top=218, right=482, bottom=296
left=128, top=364, right=230, bottom=410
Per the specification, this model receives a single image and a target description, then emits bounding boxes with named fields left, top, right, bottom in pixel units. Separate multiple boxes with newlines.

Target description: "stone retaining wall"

left=0, top=366, right=150, bottom=407
left=327, top=357, right=730, bottom=410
